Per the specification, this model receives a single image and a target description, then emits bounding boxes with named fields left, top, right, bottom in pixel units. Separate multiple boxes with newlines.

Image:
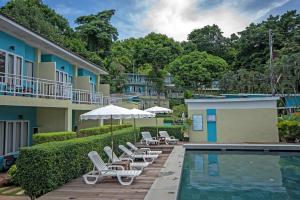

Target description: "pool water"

left=178, top=151, right=300, bottom=200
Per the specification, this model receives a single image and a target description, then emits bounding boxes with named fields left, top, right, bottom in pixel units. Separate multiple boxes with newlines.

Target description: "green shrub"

left=7, top=164, right=19, bottom=185
left=277, top=120, right=300, bottom=141
left=33, top=132, right=76, bottom=145
left=163, top=117, right=174, bottom=123
left=78, top=124, right=132, bottom=137
left=16, top=128, right=136, bottom=199
left=140, top=126, right=183, bottom=140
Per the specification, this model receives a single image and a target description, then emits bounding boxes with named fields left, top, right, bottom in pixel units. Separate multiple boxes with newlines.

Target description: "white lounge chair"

left=159, top=131, right=179, bottom=144
left=141, top=131, right=159, bottom=145
left=83, top=151, right=142, bottom=186
left=119, top=145, right=158, bottom=164
left=126, top=142, right=162, bottom=155
left=104, top=146, right=149, bottom=170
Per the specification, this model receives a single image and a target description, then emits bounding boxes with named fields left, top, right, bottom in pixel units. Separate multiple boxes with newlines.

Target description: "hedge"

left=78, top=124, right=132, bottom=137
left=16, top=128, right=136, bottom=198
left=278, top=120, right=300, bottom=142
left=140, top=126, right=183, bottom=140
left=32, top=132, right=76, bottom=145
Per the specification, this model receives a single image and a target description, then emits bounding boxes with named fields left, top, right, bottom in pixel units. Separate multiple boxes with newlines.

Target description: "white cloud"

left=53, top=4, right=84, bottom=16
left=131, top=0, right=290, bottom=41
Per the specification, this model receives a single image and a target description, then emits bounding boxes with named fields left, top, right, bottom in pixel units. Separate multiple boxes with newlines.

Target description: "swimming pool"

left=178, top=150, right=300, bottom=200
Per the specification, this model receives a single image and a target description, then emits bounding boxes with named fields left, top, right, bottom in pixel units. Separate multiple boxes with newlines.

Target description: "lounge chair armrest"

left=152, top=137, right=157, bottom=140
left=120, top=157, right=134, bottom=163
left=170, top=136, right=176, bottom=139
left=107, top=165, right=124, bottom=170
left=140, top=148, right=150, bottom=151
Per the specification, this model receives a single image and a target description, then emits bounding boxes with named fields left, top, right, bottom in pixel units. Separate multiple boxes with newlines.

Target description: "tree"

left=75, top=10, right=118, bottom=57
left=187, top=24, right=236, bottom=65
left=167, top=51, right=228, bottom=90
left=0, top=0, right=72, bottom=44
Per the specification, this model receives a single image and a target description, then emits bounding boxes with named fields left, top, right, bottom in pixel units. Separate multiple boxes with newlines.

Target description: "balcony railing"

left=103, top=96, right=123, bottom=105
left=72, top=89, right=103, bottom=105
left=0, top=73, right=104, bottom=105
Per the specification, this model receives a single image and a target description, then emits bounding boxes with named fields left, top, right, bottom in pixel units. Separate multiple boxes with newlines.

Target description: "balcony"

left=0, top=73, right=104, bottom=105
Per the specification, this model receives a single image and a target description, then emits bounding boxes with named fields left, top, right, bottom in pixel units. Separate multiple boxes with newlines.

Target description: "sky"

left=0, top=0, right=299, bottom=41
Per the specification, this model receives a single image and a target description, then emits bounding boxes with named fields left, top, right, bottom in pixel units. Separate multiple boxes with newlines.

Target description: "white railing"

left=72, top=89, right=103, bottom=105
left=0, top=72, right=105, bottom=105
left=103, top=96, right=123, bottom=105
left=0, top=72, right=72, bottom=99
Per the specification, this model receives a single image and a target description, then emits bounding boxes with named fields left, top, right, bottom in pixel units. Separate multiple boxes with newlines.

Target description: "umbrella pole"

left=134, top=118, right=136, bottom=143
left=110, top=115, right=113, bottom=162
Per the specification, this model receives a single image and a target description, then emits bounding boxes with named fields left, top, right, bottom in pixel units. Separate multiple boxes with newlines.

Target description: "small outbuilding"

left=185, top=97, right=279, bottom=143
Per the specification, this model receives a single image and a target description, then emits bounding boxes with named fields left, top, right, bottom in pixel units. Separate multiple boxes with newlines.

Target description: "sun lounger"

left=83, top=151, right=141, bottom=185
left=119, top=145, right=158, bottom=164
left=141, top=131, right=159, bottom=145
left=126, top=142, right=162, bottom=155
left=159, top=131, right=179, bottom=144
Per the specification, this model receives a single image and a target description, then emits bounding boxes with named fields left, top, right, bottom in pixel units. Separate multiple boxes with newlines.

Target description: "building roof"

left=0, top=14, right=108, bottom=75
left=185, top=97, right=279, bottom=103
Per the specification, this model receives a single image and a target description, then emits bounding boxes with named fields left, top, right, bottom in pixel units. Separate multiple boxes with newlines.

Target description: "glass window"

left=5, top=122, right=14, bottom=154
left=0, top=122, right=4, bottom=156
left=25, top=61, right=34, bottom=78
left=15, top=122, right=21, bottom=151
left=0, top=51, right=6, bottom=76
left=21, top=122, right=29, bottom=147
left=16, top=57, right=22, bottom=85
left=8, top=54, right=14, bottom=75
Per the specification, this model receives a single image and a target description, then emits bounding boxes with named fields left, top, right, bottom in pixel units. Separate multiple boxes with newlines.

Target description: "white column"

left=65, top=108, right=72, bottom=131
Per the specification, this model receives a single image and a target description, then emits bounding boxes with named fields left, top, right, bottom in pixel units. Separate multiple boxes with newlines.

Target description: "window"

left=6, top=122, right=14, bottom=154
left=0, top=51, right=6, bottom=78
left=193, top=115, right=203, bottom=131
left=16, top=57, right=22, bottom=85
left=0, top=122, right=4, bottom=156
left=1, top=121, right=30, bottom=155
left=25, top=61, right=34, bottom=78
left=56, top=70, right=68, bottom=83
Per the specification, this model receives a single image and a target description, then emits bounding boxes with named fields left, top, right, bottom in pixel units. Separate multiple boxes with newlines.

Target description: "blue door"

left=207, top=109, right=217, bottom=142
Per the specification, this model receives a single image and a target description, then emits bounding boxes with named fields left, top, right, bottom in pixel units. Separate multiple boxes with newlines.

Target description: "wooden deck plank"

left=38, top=145, right=175, bottom=200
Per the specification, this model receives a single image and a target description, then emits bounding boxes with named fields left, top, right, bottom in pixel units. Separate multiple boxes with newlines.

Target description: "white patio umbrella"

left=130, top=108, right=155, bottom=143
left=80, top=104, right=133, bottom=160
left=144, top=106, right=173, bottom=137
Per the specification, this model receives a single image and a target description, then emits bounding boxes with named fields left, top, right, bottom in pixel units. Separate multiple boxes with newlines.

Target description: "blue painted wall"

left=207, top=109, right=217, bottom=142
left=285, top=96, right=300, bottom=107
left=78, top=68, right=97, bottom=85
left=41, top=54, right=74, bottom=77
left=0, top=31, right=36, bottom=76
left=0, top=106, right=37, bottom=146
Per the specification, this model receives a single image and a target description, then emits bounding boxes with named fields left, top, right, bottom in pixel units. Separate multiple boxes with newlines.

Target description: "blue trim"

left=78, top=68, right=97, bottom=85
left=41, top=54, right=74, bottom=77
left=207, top=109, right=217, bottom=142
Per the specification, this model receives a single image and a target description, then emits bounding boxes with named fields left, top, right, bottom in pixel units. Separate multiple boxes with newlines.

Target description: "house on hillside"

left=0, top=14, right=117, bottom=170
left=123, top=73, right=183, bottom=108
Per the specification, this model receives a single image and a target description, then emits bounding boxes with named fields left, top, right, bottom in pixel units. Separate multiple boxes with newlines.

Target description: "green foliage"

left=16, top=128, right=136, bottom=198
left=277, top=120, right=300, bottom=142
left=140, top=126, right=183, bottom=140
left=78, top=124, right=132, bottom=137
left=167, top=51, right=228, bottom=90
left=75, top=10, right=118, bottom=56
left=7, top=164, right=19, bottom=185
left=188, top=24, right=236, bottom=65
left=32, top=132, right=76, bottom=145
left=172, top=104, right=187, bottom=118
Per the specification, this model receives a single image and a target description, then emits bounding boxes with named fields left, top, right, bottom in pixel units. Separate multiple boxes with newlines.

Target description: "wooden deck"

left=38, top=145, right=175, bottom=200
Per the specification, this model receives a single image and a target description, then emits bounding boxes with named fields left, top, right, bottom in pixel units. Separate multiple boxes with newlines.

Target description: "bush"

left=32, top=132, right=76, bottom=145
left=278, top=120, right=300, bottom=142
left=7, top=164, right=19, bottom=185
left=78, top=124, right=132, bottom=137
left=140, top=126, right=183, bottom=140
left=16, top=128, right=136, bottom=199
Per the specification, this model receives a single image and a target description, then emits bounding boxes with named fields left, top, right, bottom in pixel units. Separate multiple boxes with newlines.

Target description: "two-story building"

left=0, top=14, right=115, bottom=170
left=123, top=73, right=183, bottom=108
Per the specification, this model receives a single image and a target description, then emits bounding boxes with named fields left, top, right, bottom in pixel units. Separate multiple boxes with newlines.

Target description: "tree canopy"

left=1, top=0, right=299, bottom=95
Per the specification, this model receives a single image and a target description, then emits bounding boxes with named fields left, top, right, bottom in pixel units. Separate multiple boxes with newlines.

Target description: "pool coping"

left=183, top=143, right=300, bottom=151
left=144, top=145, right=185, bottom=200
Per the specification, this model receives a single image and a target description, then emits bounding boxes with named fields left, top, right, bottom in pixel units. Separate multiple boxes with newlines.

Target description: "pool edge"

left=144, top=145, right=185, bottom=200
left=183, top=143, right=300, bottom=151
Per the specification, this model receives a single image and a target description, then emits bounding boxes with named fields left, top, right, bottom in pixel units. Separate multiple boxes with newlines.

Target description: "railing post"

left=54, top=82, right=57, bottom=99
left=78, top=90, right=81, bottom=104
left=36, top=79, right=39, bottom=98
left=13, top=74, right=16, bottom=96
